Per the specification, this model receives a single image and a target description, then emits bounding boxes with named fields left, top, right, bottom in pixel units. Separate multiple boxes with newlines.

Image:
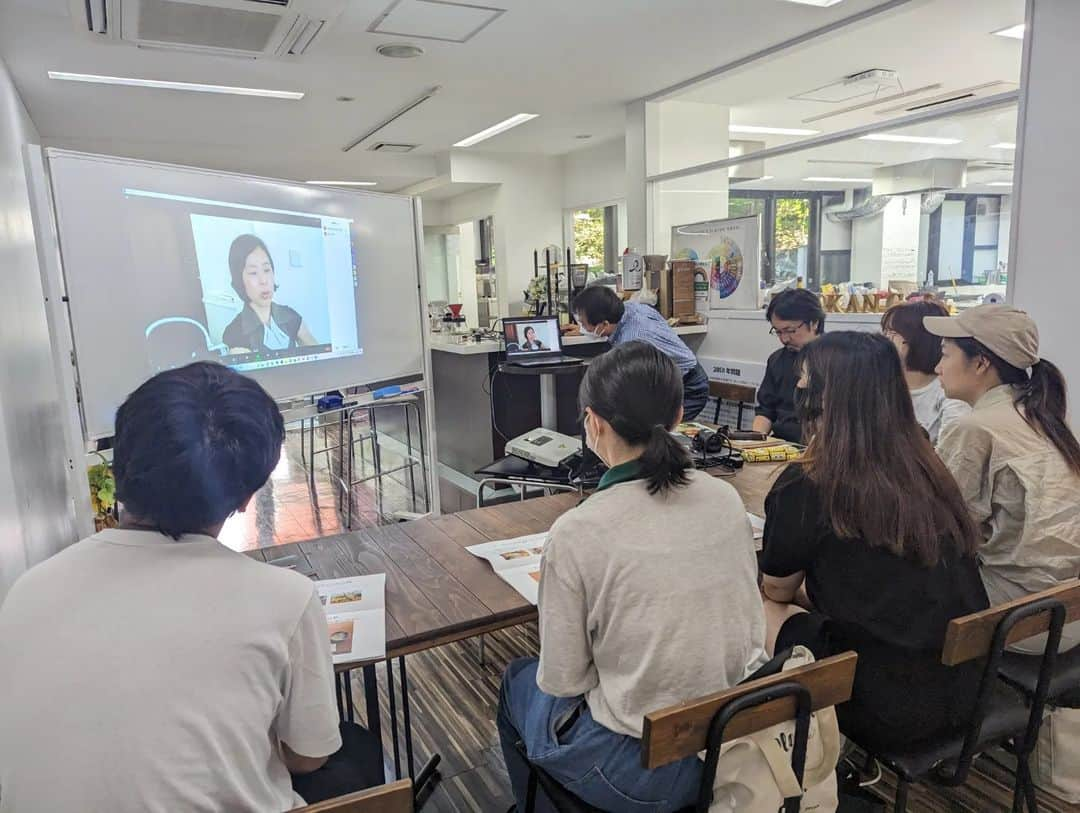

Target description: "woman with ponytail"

left=927, top=304, right=1080, bottom=653
left=497, top=341, right=768, bottom=812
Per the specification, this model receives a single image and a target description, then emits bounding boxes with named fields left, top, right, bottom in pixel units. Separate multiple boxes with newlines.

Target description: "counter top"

left=428, top=323, right=708, bottom=355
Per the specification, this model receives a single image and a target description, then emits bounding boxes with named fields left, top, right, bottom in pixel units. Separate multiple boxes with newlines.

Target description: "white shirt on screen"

left=0, top=528, right=341, bottom=813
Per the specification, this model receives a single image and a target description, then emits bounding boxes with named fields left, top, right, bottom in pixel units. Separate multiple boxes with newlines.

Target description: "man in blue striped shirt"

left=570, top=285, right=709, bottom=421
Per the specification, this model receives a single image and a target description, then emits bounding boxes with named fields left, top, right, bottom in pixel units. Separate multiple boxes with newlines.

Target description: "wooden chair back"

left=640, top=651, right=856, bottom=770
left=708, top=380, right=756, bottom=405
left=942, top=580, right=1080, bottom=666
left=293, top=780, right=413, bottom=813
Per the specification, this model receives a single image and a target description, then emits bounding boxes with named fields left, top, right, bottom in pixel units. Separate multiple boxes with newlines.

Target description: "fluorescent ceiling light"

left=729, top=124, right=819, bottom=136
left=47, top=71, right=304, bottom=99
left=987, top=181, right=1013, bottom=187
left=989, top=142, right=1016, bottom=150
left=860, top=133, right=961, bottom=145
left=780, top=0, right=845, bottom=6
left=992, top=24, right=1025, bottom=39
left=803, top=176, right=873, bottom=183
left=454, top=113, right=538, bottom=147
left=307, top=181, right=378, bottom=186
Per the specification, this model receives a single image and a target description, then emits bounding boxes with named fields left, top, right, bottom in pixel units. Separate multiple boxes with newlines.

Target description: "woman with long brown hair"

left=759, top=331, right=988, bottom=753
left=926, top=304, right=1080, bottom=653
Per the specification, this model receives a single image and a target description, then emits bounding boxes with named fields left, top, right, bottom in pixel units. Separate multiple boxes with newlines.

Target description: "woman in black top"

left=752, top=289, right=825, bottom=443
left=759, top=331, right=988, bottom=753
left=222, top=234, right=320, bottom=354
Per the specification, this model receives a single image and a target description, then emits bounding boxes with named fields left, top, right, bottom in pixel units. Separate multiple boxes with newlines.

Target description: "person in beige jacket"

left=927, top=304, right=1080, bottom=653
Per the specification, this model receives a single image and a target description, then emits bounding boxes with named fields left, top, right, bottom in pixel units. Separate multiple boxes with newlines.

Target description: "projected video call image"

left=190, top=215, right=330, bottom=355
left=504, top=320, right=559, bottom=353
left=125, top=189, right=362, bottom=376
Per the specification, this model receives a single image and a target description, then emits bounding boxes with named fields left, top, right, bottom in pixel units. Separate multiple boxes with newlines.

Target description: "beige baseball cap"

left=923, top=304, right=1039, bottom=369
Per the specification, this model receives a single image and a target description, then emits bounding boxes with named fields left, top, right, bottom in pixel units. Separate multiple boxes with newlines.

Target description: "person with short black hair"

left=881, top=299, right=970, bottom=443
left=0, top=362, right=382, bottom=811
left=752, top=289, right=825, bottom=442
left=570, top=285, right=709, bottom=421
left=222, top=234, right=320, bottom=354
left=498, top=341, right=767, bottom=812
left=520, top=325, right=545, bottom=351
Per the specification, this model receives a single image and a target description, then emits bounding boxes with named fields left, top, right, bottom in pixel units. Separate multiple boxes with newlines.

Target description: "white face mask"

left=584, top=412, right=603, bottom=463
left=586, top=323, right=607, bottom=341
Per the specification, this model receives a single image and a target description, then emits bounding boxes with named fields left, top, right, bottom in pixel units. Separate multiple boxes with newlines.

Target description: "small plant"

left=88, top=452, right=117, bottom=529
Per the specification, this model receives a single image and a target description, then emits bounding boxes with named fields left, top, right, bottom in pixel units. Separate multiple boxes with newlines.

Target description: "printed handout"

left=315, top=574, right=386, bottom=664
left=466, top=533, right=548, bottom=605
left=747, top=512, right=765, bottom=543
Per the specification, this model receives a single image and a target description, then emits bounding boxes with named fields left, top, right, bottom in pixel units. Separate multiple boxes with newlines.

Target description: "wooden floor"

left=231, top=429, right=1078, bottom=812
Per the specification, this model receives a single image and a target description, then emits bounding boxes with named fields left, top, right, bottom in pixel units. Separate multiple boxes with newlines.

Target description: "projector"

left=505, top=429, right=580, bottom=469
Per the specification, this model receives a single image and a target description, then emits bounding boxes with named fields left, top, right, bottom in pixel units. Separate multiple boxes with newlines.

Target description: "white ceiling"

left=680, top=0, right=1024, bottom=150
left=0, top=0, right=893, bottom=190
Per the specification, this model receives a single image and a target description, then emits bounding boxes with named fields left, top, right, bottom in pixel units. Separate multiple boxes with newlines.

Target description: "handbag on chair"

left=704, top=646, right=842, bottom=813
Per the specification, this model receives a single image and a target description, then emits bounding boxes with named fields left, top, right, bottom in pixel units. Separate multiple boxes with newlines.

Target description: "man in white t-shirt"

left=0, top=363, right=383, bottom=812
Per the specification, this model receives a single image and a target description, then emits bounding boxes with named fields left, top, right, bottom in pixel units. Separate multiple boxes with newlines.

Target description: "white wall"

left=851, top=213, right=884, bottom=284
left=422, top=231, right=449, bottom=302
left=1011, top=0, right=1080, bottom=396
left=433, top=152, right=564, bottom=317
left=562, top=138, right=625, bottom=210
left=0, top=56, right=78, bottom=599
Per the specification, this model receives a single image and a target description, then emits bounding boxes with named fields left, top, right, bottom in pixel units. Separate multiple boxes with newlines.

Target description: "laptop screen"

left=504, top=318, right=562, bottom=357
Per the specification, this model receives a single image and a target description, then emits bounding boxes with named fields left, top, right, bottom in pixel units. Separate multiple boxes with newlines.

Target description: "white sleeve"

left=535, top=534, right=597, bottom=698
left=277, top=589, right=343, bottom=758
left=938, top=398, right=973, bottom=442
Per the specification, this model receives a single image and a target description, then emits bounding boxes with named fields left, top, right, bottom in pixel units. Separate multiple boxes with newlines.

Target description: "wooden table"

left=250, top=461, right=783, bottom=800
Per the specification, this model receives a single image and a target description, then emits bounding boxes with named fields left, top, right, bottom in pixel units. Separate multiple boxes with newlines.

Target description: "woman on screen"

left=222, top=234, right=319, bottom=354
left=520, top=325, right=546, bottom=351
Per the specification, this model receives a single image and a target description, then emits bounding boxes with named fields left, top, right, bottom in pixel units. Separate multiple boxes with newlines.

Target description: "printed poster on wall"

left=671, top=214, right=761, bottom=311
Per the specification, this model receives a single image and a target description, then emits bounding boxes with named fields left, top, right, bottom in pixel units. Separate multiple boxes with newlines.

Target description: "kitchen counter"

left=428, top=323, right=708, bottom=354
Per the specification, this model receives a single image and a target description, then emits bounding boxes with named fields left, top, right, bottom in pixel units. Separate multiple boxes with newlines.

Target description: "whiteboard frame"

left=26, top=147, right=440, bottom=529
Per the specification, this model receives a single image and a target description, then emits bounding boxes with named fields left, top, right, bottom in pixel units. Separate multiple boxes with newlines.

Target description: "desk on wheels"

left=249, top=461, right=783, bottom=802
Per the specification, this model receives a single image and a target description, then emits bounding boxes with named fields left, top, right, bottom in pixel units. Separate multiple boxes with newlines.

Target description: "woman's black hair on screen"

left=228, top=234, right=275, bottom=303
left=112, top=362, right=285, bottom=539
left=579, top=341, right=691, bottom=495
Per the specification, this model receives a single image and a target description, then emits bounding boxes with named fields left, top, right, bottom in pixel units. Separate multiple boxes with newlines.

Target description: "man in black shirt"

left=752, top=289, right=825, bottom=443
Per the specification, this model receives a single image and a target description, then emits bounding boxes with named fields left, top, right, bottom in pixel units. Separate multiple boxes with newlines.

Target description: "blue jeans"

left=497, top=657, right=701, bottom=812
left=682, top=363, right=709, bottom=423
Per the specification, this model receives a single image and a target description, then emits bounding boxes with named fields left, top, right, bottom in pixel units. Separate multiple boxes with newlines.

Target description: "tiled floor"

left=219, top=413, right=426, bottom=553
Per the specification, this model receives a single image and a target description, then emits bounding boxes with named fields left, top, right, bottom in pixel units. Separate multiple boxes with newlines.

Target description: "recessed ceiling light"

left=575, top=134, right=592, bottom=140
left=992, top=24, right=1025, bottom=40
left=989, top=142, right=1016, bottom=150
left=860, top=133, right=962, bottom=145
left=307, top=181, right=378, bottom=187
left=803, top=176, right=873, bottom=183
left=987, top=181, right=1014, bottom=187
left=47, top=71, right=304, bottom=99
left=376, top=43, right=425, bottom=59
left=730, top=124, right=819, bottom=136
left=454, top=113, right=539, bottom=148
left=780, top=0, right=845, bottom=6
left=336, top=96, right=356, bottom=102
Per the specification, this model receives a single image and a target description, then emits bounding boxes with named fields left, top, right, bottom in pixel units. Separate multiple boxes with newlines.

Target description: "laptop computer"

left=503, top=316, right=582, bottom=367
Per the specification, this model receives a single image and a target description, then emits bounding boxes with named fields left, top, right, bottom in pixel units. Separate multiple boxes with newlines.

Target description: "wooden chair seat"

left=293, top=779, right=412, bottom=813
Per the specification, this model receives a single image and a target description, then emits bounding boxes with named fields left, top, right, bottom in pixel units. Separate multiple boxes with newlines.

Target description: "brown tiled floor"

left=220, top=416, right=425, bottom=552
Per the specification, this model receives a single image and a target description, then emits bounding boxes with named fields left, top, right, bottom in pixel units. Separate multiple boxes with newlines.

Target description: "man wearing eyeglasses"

left=752, top=289, right=826, bottom=443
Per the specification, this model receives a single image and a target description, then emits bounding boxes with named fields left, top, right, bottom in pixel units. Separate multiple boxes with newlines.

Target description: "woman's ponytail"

left=638, top=424, right=692, bottom=495
left=1022, top=359, right=1080, bottom=476
left=578, top=341, right=692, bottom=496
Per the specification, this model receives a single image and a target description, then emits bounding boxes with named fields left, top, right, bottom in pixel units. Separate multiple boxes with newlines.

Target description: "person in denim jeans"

left=496, top=342, right=769, bottom=812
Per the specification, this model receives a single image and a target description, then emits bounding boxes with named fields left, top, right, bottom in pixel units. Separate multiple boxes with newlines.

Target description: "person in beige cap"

left=925, top=304, right=1080, bottom=653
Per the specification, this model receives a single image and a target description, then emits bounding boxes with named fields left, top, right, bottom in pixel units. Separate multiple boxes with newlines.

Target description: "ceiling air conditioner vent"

left=369, top=143, right=419, bottom=153
left=73, top=0, right=345, bottom=58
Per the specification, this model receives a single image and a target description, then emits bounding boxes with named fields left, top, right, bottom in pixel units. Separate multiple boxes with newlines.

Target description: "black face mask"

left=793, top=385, right=822, bottom=424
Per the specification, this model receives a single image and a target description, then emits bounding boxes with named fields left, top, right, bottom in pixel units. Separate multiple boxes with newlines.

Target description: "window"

left=573, top=205, right=618, bottom=275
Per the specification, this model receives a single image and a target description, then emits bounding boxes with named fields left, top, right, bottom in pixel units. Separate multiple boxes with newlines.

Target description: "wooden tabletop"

left=251, top=462, right=784, bottom=666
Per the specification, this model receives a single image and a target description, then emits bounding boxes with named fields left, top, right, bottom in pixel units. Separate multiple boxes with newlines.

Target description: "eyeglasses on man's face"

left=769, top=322, right=807, bottom=338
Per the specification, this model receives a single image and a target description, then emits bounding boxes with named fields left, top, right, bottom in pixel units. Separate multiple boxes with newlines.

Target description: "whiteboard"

left=44, top=151, right=425, bottom=439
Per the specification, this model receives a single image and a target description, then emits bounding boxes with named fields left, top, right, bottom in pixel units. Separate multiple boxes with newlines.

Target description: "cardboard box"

left=671, top=261, right=696, bottom=319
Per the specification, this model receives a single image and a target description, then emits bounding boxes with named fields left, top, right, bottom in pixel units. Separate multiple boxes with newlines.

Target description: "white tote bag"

left=703, top=646, right=842, bottom=813
left=1032, top=706, right=1080, bottom=803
